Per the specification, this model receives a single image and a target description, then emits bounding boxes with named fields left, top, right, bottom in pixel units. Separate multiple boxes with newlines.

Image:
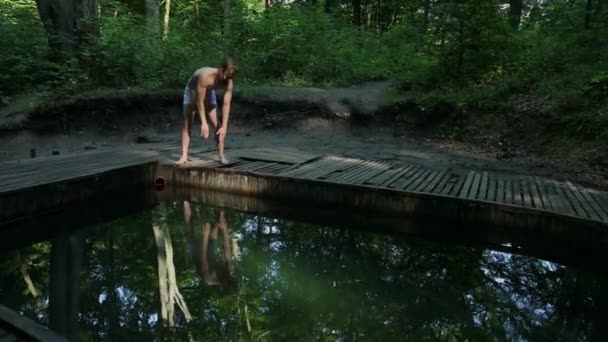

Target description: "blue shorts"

left=183, top=87, right=218, bottom=109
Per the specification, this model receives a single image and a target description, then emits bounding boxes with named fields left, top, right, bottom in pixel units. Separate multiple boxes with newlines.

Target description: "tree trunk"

left=162, top=0, right=171, bottom=40
left=16, top=253, right=39, bottom=297
left=35, top=0, right=98, bottom=60
left=324, top=0, right=332, bottom=14
left=508, top=0, right=523, bottom=30
left=457, top=19, right=465, bottom=80
left=73, top=0, right=98, bottom=47
left=154, top=224, right=192, bottom=328
left=585, top=0, right=593, bottom=29
left=49, top=234, right=84, bottom=342
left=145, top=0, right=160, bottom=38
left=423, top=0, right=431, bottom=30
left=353, top=0, right=361, bottom=26
left=224, top=0, right=232, bottom=55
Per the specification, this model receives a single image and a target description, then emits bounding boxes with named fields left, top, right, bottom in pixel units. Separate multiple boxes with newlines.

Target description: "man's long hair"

left=219, top=58, right=239, bottom=81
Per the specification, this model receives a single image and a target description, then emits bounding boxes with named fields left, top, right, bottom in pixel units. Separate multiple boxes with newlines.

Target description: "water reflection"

left=184, top=201, right=237, bottom=292
left=0, top=200, right=607, bottom=341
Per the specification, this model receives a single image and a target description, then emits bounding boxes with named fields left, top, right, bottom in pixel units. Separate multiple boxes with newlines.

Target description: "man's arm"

left=197, top=84, right=207, bottom=126
left=221, top=80, right=233, bottom=130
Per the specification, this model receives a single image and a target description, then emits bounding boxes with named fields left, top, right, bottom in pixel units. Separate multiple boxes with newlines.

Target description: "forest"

left=0, top=0, right=606, bottom=141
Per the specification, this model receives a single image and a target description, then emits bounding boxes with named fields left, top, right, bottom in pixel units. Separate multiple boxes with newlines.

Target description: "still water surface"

left=0, top=199, right=607, bottom=341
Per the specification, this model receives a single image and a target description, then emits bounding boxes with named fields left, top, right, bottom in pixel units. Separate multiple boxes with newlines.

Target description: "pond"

left=0, top=196, right=607, bottom=341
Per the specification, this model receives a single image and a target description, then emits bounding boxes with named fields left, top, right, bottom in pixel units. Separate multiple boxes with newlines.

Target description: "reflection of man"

left=183, top=201, right=236, bottom=293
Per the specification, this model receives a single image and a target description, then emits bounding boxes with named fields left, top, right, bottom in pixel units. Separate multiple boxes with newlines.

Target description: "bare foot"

left=175, top=156, right=188, bottom=165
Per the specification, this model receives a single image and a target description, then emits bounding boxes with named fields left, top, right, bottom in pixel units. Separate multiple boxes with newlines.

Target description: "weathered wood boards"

left=0, top=304, right=67, bottom=342
left=1, top=142, right=607, bottom=228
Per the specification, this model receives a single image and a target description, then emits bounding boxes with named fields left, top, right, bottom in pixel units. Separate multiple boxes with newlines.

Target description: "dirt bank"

left=0, top=82, right=605, bottom=191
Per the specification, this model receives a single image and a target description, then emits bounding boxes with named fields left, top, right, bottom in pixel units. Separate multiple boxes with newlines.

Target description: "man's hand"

left=216, top=127, right=227, bottom=142
left=201, top=122, right=209, bottom=138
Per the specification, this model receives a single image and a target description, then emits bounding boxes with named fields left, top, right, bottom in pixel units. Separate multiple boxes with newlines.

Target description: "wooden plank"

left=579, top=190, right=608, bottom=222
left=2, top=159, right=157, bottom=192
left=537, top=178, right=553, bottom=211
left=504, top=178, right=513, bottom=205
left=337, top=160, right=386, bottom=184
left=0, top=168, right=40, bottom=182
left=178, top=159, right=220, bottom=168
left=250, top=162, right=288, bottom=174
left=529, top=177, right=544, bottom=210
left=234, top=161, right=272, bottom=172
left=388, top=167, right=420, bottom=189
left=512, top=177, right=523, bottom=206
left=287, top=158, right=340, bottom=178
left=404, top=169, right=433, bottom=191
left=413, top=170, right=439, bottom=192
left=466, top=172, right=482, bottom=200
left=0, top=152, right=158, bottom=189
left=256, top=147, right=317, bottom=161
left=243, top=162, right=279, bottom=172
left=550, top=181, right=576, bottom=216
left=399, top=168, right=427, bottom=190
left=440, top=175, right=456, bottom=195
left=429, top=171, right=452, bottom=194
left=449, top=173, right=467, bottom=197
left=280, top=158, right=332, bottom=177
left=496, top=178, right=505, bottom=203
left=380, top=165, right=414, bottom=188
left=328, top=160, right=375, bottom=183
left=0, top=333, right=17, bottom=342
left=566, top=182, right=600, bottom=221
left=306, top=159, right=352, bottom=180
left=313, top=158, right=366, bottom=180
left=350, top=162, right=392, bottom=185
left=239, top=147, right=317, bottom=164
left=478, top=172, right=489, bottom=201
left=364, top=165, right=403, bottom=186
left=0, top=147, right=131, bottom=170
left=0, top=304, right=67, bottom=342
left=560, top=183, right=588, bottom=218
left=486, top=174, right=497, bottom=202
left=0, top=148, right=131, bottom=174
left=328, top=160, right=373, bottom=183
left=263, top=164, right=292, bottom=174
left=422, top=170, right=447, bottom=193
left=543, top=181, right=566, bottom=214
left=458, top=171, right=476, bottom=198
left=239, top=151, right=305, bottom=164
left=521, top=177, right=533, bottom=208
left=591, top=192, right=608, bottom=220
left=1, top=155, right=152, bottom=190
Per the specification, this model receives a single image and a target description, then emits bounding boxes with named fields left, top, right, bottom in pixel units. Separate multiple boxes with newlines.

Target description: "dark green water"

left=1, top=199, right=607, bottom=341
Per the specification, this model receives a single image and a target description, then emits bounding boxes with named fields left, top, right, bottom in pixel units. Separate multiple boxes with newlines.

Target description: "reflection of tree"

left=15, top=251, right=40, bottom=297
left=48, top=233, right=85, bottom=341
left=153, top=220, right=192, bottom=328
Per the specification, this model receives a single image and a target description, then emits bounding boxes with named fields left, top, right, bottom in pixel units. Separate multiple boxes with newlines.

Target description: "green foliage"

left=1, top=0, right=607, bottom=139
left=231, top=5, right=387, bottom=86
left=0, top=1, right=48, bottom=98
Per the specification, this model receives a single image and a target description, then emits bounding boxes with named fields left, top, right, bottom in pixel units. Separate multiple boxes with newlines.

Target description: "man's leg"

left=206, top=89, right=228, bottom=164
left=176, top=103, right=195, bottom=165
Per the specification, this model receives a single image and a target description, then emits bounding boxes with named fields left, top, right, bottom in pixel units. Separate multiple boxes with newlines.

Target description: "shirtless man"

left=176, top=59, right=238, bottom=165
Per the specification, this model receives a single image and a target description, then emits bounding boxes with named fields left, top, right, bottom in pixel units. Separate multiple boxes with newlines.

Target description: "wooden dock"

left=1, top=141, right=608, bottom=236
left=0, top=304, right=66, bottom=342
